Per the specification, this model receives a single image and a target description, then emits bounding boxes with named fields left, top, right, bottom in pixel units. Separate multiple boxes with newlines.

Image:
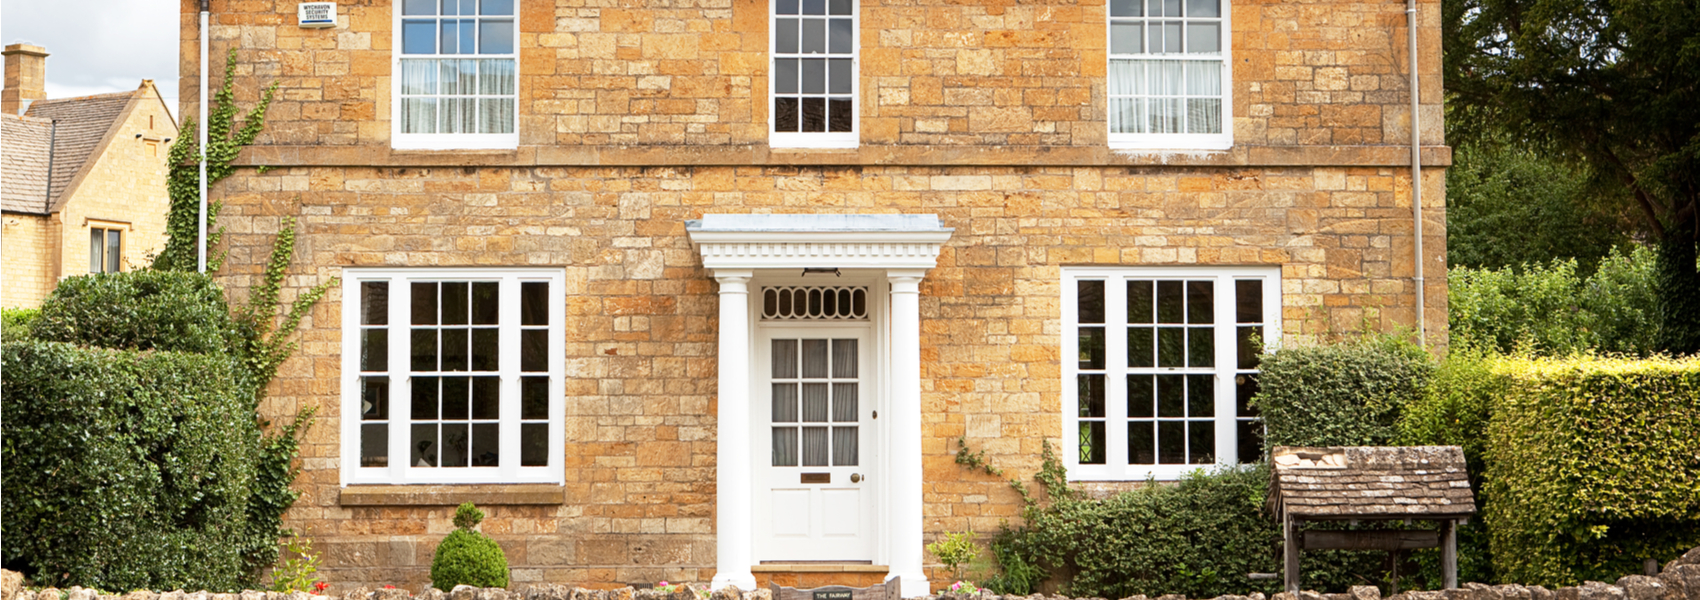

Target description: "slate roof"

left=28, top=91, right=136, bottom=209
left=1269, top=446, right=1476, bottom=520
left=1, top=114, right=55, bottom=214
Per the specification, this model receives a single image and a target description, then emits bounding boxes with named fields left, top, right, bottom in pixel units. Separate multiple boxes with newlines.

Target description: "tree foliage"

left=1448, top=245, right=1661, bottom=356
left=1444, top=0, right=1700, bottom=353
left=1446, top=135, right=1631, bottom=274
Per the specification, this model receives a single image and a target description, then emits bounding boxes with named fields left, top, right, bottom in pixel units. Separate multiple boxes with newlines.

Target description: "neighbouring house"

left=178, top=0, right=1445, bottom=594
left=1, top=43, right=178, bottom=308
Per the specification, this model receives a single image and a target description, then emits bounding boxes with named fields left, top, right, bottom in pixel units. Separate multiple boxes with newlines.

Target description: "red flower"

left=314, top=582, right=330, bottom=593
left=383, top=586, right=397, bottom=590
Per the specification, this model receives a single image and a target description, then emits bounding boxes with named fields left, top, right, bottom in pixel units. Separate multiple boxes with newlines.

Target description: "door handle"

left=850, top=473, right=863, bottom=483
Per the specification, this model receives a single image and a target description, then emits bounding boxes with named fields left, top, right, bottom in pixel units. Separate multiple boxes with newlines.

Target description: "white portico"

left=687, top=214, right=952, bottom=599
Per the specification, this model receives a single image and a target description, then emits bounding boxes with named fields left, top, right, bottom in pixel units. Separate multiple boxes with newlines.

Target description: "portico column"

left=886, top=270, right=930, bottom=598
left=711, top=269, right=757, bottom=591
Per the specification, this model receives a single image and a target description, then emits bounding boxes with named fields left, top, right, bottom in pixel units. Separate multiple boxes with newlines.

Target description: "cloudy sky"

left=2, top=0, right=180, bottom=118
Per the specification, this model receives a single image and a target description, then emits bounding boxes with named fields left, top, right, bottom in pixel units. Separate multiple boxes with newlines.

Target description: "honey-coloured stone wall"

left=210, top=162, right=1444, bottom=590
left=179, top=0, right=1442, bottom=151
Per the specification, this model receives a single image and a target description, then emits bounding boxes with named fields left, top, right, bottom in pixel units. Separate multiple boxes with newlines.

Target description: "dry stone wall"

left=8, top=548, right=1700, bottom=600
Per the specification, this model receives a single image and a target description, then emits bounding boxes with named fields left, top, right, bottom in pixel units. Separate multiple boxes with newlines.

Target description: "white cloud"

left=2, top=0, right=180, bottom=118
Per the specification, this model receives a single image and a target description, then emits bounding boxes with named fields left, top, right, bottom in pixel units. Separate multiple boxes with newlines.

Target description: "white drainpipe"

left=198, top=0, right=209, bottom=273
left=1407, top=0, right=1426, bottom=345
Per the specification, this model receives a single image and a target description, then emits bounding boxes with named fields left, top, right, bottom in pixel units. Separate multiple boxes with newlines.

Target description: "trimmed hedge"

left=1253, top=335, right=1434, bottom=448
left=1483, top=356, right=1700, bottom=586
left=986, top=465, right=1389, bottom=597
left=1, top=307, right=36, bottom=341
left=1395, top=350, right=1503, bottom=586
left=1, top=340, right=271, bottom=590
left=3, top=270, right=313, bottom=591
left=30, top=271, right=234, bottom=355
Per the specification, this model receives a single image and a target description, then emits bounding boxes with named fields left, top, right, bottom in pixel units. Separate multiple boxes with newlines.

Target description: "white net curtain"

left=400, top=59, right=515, bottom=135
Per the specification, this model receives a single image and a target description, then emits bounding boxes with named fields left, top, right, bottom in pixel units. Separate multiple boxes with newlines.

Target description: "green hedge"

left=1483, top=356, right=1700, bottom=586
left=1395, top=350, right=1503, bottom=586
left=1254, top=335, right=1434, bottom=448
left=1, top=308, right=37, bottom=341
left=1, top=340, right=273, bottom=590
left=30, top=271, right=234, bottom=355
left=986, top=466, right=1388, bottom=597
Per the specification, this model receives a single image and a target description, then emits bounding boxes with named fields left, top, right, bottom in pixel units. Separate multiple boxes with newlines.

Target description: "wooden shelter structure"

left=1269, top=446, right=1477, bottom=593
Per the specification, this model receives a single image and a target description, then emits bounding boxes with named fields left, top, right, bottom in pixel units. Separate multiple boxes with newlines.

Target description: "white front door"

left=754, top=327, right=878, bottom=561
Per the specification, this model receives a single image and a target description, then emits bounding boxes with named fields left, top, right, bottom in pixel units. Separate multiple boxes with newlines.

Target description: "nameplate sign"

left=813, top=590, right=853, bottom=600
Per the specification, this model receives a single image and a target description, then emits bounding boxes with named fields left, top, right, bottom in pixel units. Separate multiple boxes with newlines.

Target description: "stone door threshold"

left=753, top=564, right=887, bottom=573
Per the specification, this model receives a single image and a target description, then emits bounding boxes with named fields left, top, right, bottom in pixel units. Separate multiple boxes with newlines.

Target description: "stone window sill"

left=338, top=484, right=564, bottom=507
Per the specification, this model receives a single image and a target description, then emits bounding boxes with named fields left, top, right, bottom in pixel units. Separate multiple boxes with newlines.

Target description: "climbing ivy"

left=155, top=48, right=277, bottom=273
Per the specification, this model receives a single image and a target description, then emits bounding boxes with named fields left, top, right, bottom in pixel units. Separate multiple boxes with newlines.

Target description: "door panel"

left=755, top=329, right=876, bottom=561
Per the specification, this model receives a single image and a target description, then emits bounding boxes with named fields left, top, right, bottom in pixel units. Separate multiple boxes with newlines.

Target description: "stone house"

left=1, top=44, right=179, bottom=308
left=177, top=0, right=1446, bottom=594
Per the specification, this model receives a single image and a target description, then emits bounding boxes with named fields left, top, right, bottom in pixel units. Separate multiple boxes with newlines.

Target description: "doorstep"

left=752, top=564, right=889, bottom=589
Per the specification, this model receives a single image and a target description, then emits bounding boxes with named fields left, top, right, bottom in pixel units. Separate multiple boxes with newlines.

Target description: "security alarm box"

left=298, top=2, right=336, bottom=28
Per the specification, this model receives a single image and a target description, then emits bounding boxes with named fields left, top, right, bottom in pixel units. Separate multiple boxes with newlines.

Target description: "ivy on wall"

left=155, top=48, right=276, bottom=273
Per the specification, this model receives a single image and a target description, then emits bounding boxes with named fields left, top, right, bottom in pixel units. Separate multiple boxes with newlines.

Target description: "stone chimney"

left=3, top=43, right=49, bottom=116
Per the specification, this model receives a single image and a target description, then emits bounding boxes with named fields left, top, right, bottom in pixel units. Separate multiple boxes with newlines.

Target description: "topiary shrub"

left=432, top=503, right=510, bottom=590
left=30, top=271, right=234, bottom=355
left=1, top=340, right=268, bottom=590
left=1253, top=334, right=1433, bottom=448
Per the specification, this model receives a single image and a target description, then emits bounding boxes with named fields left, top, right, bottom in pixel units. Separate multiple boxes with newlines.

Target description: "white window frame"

left=1060, top=266, right=1278, bottom=481
left=390, top=1, right=520, bottom=151
left=340, top=267, right=564, bottom=485
left=768, top=0, right=859, bottom=149
left=1105, top=0, right=1233, bottom=151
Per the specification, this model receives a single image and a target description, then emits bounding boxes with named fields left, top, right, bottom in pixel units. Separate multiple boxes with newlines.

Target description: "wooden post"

left=1442, top=519, right=1458, bottom=589
left=1390, top=549, right=1400, bottom=595
left=1284, top=514, right=1300, bottom=595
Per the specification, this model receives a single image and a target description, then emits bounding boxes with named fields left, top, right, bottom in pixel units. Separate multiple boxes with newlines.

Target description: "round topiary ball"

left=431, top=503, right=509, bottom=590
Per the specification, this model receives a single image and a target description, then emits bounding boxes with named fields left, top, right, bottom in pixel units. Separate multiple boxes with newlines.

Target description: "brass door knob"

left=850, top=473, right=864, bottom=483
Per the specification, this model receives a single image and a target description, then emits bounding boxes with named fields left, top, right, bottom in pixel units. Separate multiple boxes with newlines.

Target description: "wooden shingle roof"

left=1269, top=446, right=1476, bottom=520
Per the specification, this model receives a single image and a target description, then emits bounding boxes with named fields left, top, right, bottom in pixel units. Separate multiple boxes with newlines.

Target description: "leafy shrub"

left=0, top=340, right=270, bottom=590
left=1483, top=355, right=1700, bottom=586
left=927, top=531, right=980, bottom=581
left=1, top=308, right=36, bottom=341
left=1396, top=350, right=1503, bottom=587
left=1448, top=246, right=1660, bottom=356
left=432, top=503, right=510, bottom=590
left=3, top=267, right=319, bottom=591
left=987, top=464, right=1389, bottom=597
left=30, top=271, right=233, bottom=355
left=1253, top=335, right=1433, bottom=447
left=268, top=529, right=324, bottom=593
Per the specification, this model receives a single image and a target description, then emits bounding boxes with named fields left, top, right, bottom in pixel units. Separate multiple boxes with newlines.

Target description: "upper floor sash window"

left=1108, top=0, right=1232, bottom=150
left=771, top=0, right=858, bottom=149
left=394, top=0, right=518, bottom=150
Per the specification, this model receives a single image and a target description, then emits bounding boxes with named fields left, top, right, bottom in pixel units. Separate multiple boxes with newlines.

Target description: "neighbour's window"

left=394, top=0, right=518, bottom=150
left=1062, top=267, right=1277, bottom=480
left=343, top=268, right=562, bottom=484
left=89, top=227, right=122, bottom=273
left=1107, top=0, right=1232, bottom=149
left=771, top=0, right=857, bottom=148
